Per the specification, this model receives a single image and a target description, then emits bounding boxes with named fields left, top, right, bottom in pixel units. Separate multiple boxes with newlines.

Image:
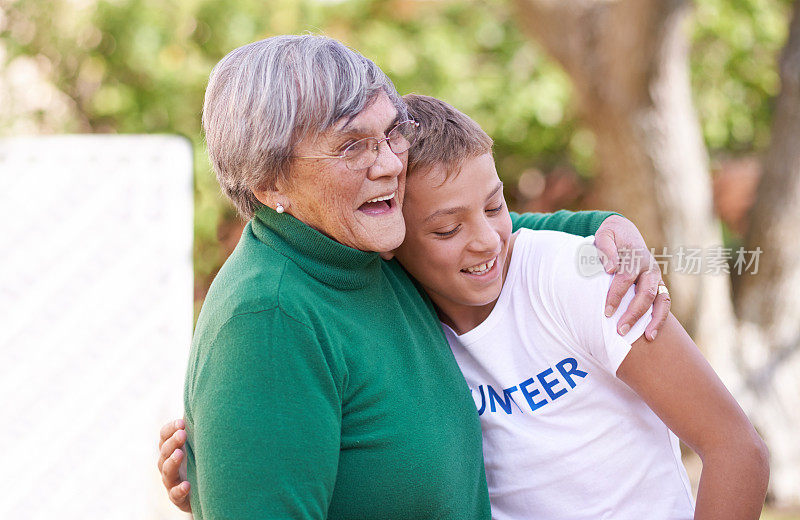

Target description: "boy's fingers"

left=168, top=481, right=192, bottom=513
left=158, top=419, right=185, bottom=449
left=162, top=449, right=185, bottom=488
left=159, top=421, right=178, bottom=449
left=158, top=429, right=187, bottom=469
left=169, top=483, right=188, bottom=501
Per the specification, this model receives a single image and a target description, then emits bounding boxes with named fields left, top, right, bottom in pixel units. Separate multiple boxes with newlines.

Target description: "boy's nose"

left=471, top=222, right=502, bottom=254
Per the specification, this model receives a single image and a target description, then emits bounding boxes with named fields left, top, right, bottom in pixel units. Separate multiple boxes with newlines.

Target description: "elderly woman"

left=167, top=35, right=668, bottom=519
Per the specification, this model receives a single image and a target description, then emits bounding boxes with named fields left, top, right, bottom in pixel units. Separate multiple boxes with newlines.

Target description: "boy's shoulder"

left=515, top=228, right=592, bottom=247
left=511, top=229, right=612, bottom=302
left=513, top=229, right=597, bottom=275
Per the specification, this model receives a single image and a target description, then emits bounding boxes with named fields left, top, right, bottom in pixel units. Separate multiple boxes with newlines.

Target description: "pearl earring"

left=276, top=203, right=285, bottom=214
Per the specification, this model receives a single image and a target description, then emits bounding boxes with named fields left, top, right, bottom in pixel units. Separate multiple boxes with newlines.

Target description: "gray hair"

left=202, top=34, right=405, bottom=219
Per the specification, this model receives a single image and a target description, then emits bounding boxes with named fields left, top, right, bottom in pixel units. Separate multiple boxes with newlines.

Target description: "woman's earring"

left=276, top=202, right=285, bottom=214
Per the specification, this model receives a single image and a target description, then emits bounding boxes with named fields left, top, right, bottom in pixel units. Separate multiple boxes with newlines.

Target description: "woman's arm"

left=617, top=314, right=769, bottom=520
left=511, top=211, right=670, bottom=342
left=510, top=209, right=617, bottom=235
left=187, top=310, right=343, bottom=519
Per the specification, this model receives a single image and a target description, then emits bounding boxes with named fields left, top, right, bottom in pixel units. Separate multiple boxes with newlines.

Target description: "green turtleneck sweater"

left=184, top=208, right=614, bottom=520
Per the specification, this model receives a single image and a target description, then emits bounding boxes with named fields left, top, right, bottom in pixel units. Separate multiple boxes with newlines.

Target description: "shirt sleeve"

left=510, top=210, right=620, bottom=236
left=186, top=308, right=344, bottom=519
left=544, top=235, right=653, bottom=374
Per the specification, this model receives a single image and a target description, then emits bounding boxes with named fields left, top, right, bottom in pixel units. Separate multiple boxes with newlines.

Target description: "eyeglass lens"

left=344, top=121, right=417, bottom=170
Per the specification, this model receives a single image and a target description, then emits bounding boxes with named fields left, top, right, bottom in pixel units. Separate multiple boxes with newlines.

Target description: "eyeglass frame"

left=294, top=119, right=420, bottom=171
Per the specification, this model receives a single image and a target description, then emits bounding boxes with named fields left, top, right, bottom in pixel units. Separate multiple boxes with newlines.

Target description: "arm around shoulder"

left=510, top=210, right=619, bottom=236
left=616, top=314, right=769, bottom=520
left=187, top=308, right=344, bottom=519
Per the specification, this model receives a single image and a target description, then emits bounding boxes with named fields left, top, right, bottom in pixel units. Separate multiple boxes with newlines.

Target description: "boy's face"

left=394, top=153, right=513, bottom=321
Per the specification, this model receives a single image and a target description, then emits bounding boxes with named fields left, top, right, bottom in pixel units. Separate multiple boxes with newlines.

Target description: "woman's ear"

left=252, top=189, right=273, bottom=207
left=253, top=189, right=290, bottom=214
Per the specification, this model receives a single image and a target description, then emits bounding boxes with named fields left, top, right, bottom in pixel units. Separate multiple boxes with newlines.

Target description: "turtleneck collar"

left=251, top=206, right=383, bottom=290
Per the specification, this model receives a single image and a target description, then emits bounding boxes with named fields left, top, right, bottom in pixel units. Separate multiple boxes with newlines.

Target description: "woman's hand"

left=594, top=215, right=670, bottom=341
left=158, top=419, right=192, bottom=513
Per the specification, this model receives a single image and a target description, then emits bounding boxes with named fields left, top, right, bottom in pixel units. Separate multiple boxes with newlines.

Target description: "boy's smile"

left=461, top=255, right=498, bottom=277
left=394, top=153, right=515, bottom=334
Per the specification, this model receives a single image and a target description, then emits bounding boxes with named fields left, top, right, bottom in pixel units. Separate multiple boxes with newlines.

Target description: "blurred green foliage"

left=692, top=0, right=791, bottom=151
left=0, top=0, right=793, bottom=301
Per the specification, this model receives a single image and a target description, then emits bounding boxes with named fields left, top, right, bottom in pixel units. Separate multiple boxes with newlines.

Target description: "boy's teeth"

left=464, top=257, right=496, bottom=274
left=366, top=193, right=394, bottom=204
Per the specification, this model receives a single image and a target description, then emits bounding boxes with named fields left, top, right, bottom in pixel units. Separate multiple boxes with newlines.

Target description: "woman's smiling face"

left=277, top=92, right=408, bottom=253
left=393, top=153, right=513, bottom=331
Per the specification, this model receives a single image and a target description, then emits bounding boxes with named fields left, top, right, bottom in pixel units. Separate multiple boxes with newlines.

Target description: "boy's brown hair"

left=403, top=94, right=493, bottom=179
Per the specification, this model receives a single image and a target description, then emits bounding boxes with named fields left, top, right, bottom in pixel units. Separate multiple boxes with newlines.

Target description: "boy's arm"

left=617, top=315, right=769, bottom=520
left=512, top=210, right=668, bottom=341
left=548, top=240, right=768, bottom=520
left=159, top=420, right=191, bottom=513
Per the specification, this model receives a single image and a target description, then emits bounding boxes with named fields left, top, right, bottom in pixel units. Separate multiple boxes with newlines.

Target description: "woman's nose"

left=366, top=139, right=402, bottom=181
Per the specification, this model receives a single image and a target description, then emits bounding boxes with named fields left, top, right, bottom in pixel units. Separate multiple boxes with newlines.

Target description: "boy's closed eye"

left=433, top=225, right=461, bottom=238
left=431, top=201, right=505, bottom=238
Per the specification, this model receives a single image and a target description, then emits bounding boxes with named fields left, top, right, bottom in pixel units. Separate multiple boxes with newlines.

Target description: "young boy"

left=390, top=94, right=767, bottom=520
left=159, top=95, right=769, bottom=519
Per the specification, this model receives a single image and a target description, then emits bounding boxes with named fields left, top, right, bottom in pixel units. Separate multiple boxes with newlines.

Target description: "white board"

left=0, top=135, right=193, bottom=519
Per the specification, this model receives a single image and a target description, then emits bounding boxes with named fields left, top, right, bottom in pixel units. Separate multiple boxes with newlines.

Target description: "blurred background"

left=1, top=0, right=799, bottom=518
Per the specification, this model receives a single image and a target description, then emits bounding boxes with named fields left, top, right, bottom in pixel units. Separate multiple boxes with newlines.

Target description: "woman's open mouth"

left=358, top=192, right=396, bottom=215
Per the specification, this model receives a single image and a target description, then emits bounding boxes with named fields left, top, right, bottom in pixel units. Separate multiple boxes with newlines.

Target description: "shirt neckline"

left=251, top=206, right=382, bottom=290
left=444, top=230, right=527, bottom=346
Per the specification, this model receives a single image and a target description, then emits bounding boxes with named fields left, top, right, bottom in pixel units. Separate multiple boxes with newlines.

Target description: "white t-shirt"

left=443, top=230, right=695, bottom=520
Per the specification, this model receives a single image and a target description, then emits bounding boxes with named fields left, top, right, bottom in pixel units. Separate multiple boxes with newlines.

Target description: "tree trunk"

left=734, top=0, right=800, bottom=506
left=511, top=0, right=741, bottom=385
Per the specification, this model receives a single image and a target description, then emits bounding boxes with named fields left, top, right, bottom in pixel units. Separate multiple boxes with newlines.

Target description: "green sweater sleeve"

left=510, top=210, right=619, bottom=237
left=188, top=309, right=343, bottom=520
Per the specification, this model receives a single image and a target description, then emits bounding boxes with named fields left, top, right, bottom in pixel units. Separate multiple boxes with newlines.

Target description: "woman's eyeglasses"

left=295, top=120, right=419, bottom=171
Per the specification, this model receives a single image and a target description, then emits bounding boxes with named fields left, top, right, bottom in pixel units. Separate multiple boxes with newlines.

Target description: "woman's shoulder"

left=198, top=226, right=334, bottom=332
left=204, top=236, right=286, bottom=311
left=190, top=244, right=343, bottom=370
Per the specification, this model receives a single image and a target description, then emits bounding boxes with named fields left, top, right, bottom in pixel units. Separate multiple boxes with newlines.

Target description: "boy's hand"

left=158, top=419, right=192, bottom=513
left=594, top=215, right=670, bottom=341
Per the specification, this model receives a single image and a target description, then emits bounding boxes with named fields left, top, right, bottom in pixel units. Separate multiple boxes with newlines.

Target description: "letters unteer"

left=471, top=357, right=588, bottom=415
